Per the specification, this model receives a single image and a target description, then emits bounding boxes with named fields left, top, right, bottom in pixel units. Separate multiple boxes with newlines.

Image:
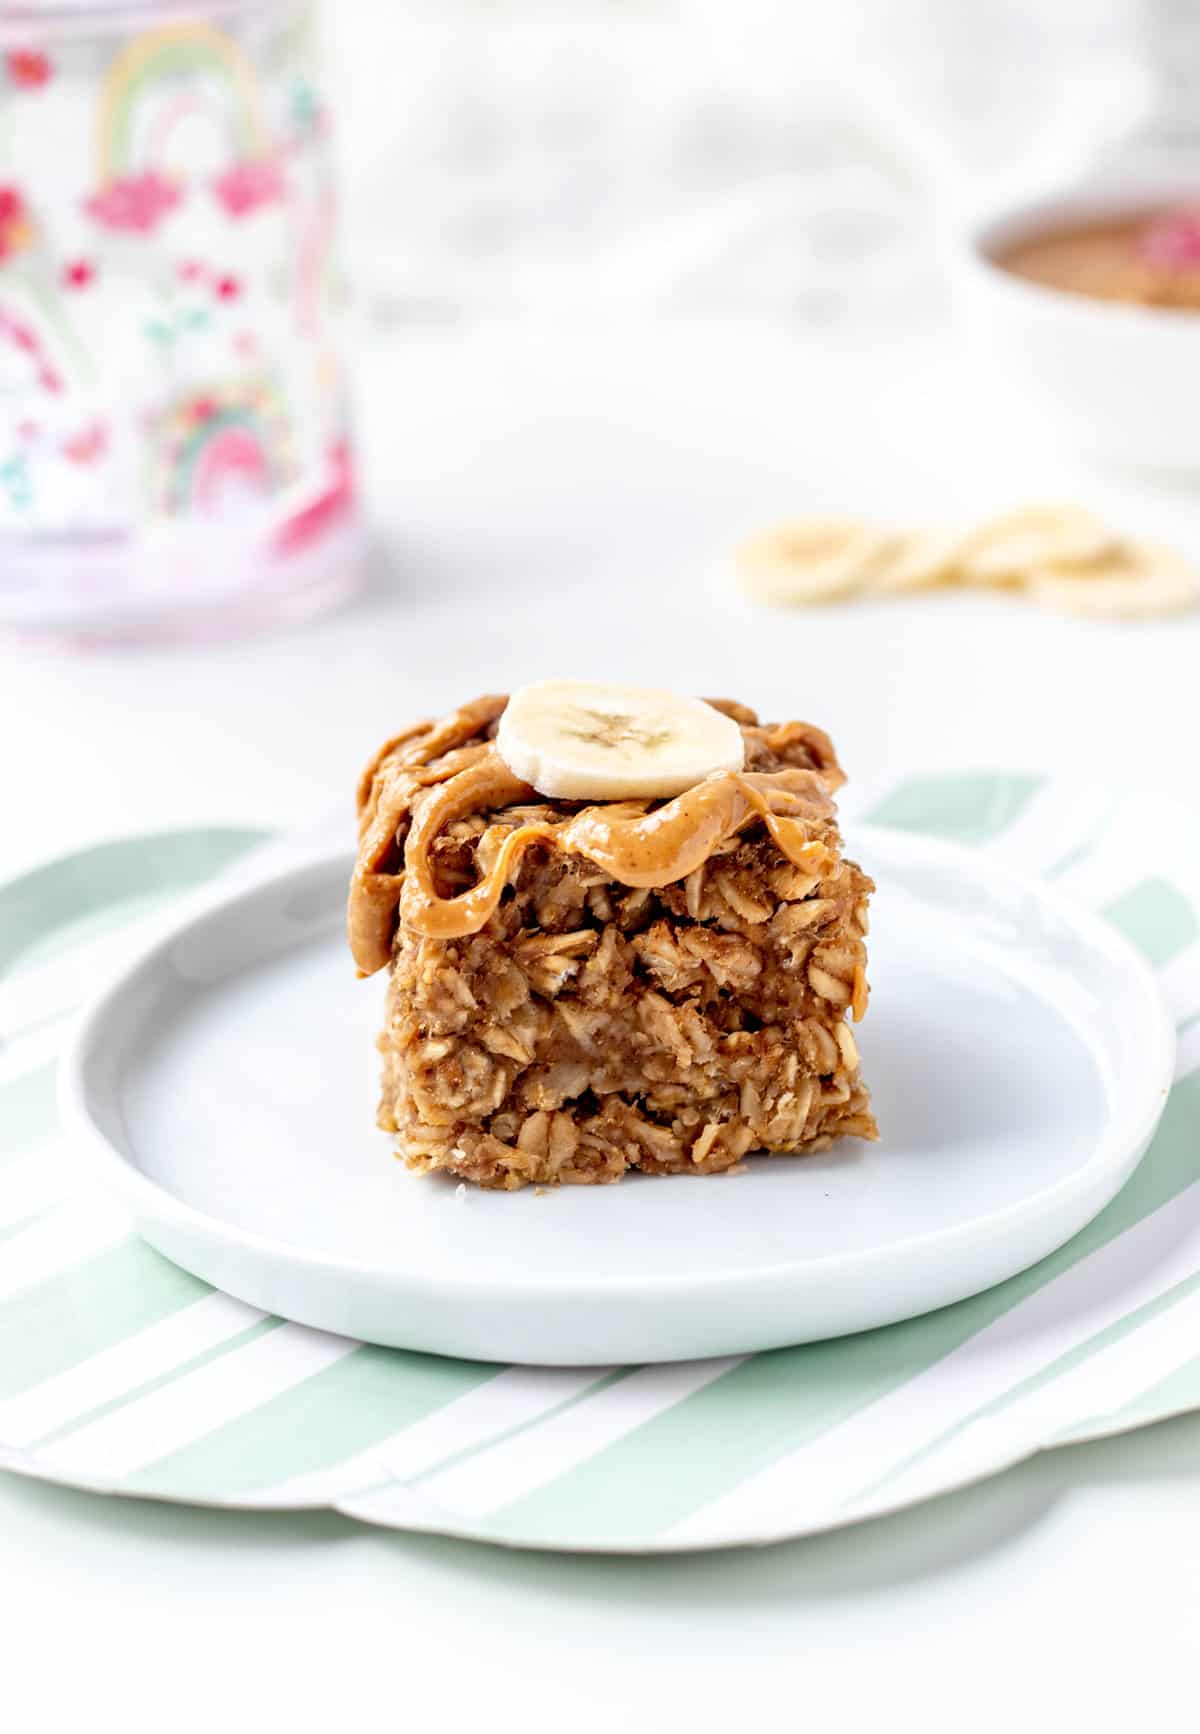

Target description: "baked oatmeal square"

left=349, top=689, right=874, bottom=1189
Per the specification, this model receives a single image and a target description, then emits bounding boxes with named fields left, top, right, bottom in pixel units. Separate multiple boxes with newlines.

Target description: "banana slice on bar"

left=497, top=680, right=745, bottom=801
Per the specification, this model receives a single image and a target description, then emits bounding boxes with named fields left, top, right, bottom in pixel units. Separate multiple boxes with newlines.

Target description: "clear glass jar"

left=0, top=0, right=362, bottom=643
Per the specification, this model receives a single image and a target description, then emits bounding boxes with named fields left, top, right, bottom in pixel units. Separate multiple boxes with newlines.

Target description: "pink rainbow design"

left=143, top=90, right=210, bottom=171
left=155, top=381, right=294, bottom=518
left=189, top=421, right=270, bottom=511
left=97, top=21, right=269, bottom=183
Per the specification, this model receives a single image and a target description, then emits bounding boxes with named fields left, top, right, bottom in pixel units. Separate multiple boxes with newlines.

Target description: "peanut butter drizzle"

left=397, top=748, right=836, bottom=942
left=348, top=694, right=844, bottom=974
left=349, top=696, right=510, bottom=975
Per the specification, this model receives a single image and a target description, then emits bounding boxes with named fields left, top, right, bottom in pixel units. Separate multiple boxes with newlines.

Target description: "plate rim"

left=58, top=826, right=1177, bottom=1323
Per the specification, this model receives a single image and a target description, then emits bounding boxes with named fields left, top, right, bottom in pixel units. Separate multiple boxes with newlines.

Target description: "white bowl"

left=955, top=166, right=1200, bottom=471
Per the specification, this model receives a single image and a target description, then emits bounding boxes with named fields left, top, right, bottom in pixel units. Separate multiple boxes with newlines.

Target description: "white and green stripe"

left=1, top=779, right=1197, bottom=1552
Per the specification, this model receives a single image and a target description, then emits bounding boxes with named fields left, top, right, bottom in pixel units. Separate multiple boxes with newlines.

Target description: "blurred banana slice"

left=735, top=520, right=894, bottom=604
left=496, top=679, right=745, bottom=801
left=870, top=527, right=971, bottom=594
left=962, top=505, right=1120, bottom=586
left=1028, top=545, right=1199, bottom=617
left=731, top=504, right=1197, bottom=619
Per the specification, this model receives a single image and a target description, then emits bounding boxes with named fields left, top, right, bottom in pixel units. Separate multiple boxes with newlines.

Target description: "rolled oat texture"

left=350, top=696, right=876, bottom=1189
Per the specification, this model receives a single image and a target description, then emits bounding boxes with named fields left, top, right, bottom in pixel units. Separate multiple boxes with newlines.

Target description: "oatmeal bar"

left=348, top=692, right=875, bottom=1189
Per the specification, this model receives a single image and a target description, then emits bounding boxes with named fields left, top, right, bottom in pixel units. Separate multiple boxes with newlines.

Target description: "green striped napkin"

left=1, top=773, right=1197, bottom=1553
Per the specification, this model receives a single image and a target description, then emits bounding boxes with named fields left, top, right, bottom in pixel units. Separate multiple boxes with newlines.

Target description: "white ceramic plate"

left=62, top=828, right=1174, bottom=1366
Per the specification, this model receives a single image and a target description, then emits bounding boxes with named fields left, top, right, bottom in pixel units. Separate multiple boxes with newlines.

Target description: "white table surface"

left=3, top=319, right=1199, bottom=1728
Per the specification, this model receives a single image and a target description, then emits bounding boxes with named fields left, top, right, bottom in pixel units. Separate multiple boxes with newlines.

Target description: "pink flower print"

left=62, top=422, right=107, bottom=465
left=0, top=185, right=32, bottom=261
left=215, top=274, right=241, bottom=301
left=6, top=51, right=52, bottom=90
left=178, top=259, right=206, bottom=284
left=62, top=257, right=96, bottom=290
left=85, top=172, right=181, bottom=235
left=0, top=304, right=60, bottom=393
left=212, top=157, right=285, bottom=219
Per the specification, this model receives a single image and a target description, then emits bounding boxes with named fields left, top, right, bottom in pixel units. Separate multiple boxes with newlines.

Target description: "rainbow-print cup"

left=0, top=1, right=362, bottom=642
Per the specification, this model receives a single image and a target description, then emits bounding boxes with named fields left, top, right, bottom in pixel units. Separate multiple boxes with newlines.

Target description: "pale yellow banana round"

left=867, top=527, right=971, bottom=594
left=963, top=505, right=1119, bottom=587
left=496, top=679, right=745, bottom=801
left=1028, top=545, right=1198, bottom=618
left=735, top=519, right=893, bottom=605
left=732, top=504, right=1197, bottom=620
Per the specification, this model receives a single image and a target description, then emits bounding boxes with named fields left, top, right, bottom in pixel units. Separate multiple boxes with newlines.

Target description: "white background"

left=2, top=320, right=1200, bottom=1728
left=6, top=0, right=1200, bottom=1715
